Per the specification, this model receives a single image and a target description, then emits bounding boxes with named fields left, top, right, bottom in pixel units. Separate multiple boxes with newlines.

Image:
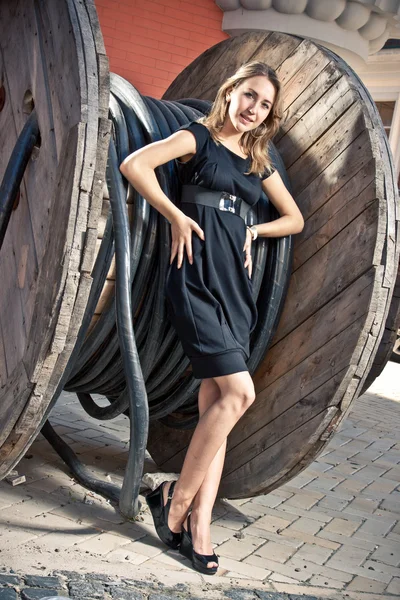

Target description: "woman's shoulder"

left=176, top=120, right=210, bottom=154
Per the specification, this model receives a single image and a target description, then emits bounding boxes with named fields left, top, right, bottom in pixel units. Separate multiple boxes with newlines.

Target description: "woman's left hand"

left=243, top=228, right=252, bottom=278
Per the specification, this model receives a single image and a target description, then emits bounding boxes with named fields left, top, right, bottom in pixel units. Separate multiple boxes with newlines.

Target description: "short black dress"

left=165, top=121, right=274, bottom=380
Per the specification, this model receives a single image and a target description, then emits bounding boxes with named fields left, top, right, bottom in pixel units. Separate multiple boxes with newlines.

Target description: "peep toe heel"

left=179, top=514, right=219, bottom=575
left=146, top=480, right=182, bottom=550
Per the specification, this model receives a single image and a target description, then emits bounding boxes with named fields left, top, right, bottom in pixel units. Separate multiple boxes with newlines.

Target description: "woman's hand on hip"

left=170, top=212, right=205, bottom=268
left=243, top=228, right=253, bottom=278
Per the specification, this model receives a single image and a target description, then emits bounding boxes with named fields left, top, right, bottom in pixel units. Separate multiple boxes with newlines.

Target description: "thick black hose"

left=0, top=110, right=40, bottom=249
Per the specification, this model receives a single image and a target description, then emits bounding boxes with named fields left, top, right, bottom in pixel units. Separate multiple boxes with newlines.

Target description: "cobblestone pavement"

left=0, top=569, right=328, bottom=599
left=0, top=362, right=399, bottom=600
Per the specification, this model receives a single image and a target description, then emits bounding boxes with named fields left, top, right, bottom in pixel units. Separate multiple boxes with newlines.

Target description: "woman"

left=120, top=61, right=304, bottom=575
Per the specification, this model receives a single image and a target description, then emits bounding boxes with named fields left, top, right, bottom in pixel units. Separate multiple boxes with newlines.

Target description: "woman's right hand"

left=170, top=212, right=205, bottom=268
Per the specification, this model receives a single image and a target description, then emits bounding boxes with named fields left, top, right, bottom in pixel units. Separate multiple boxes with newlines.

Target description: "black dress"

left=165, top=121, right=274, bottom=380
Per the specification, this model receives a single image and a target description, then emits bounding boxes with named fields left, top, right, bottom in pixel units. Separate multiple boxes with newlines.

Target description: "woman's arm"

left=120, top=130, right=204, bottom=268
left=255, top=170, right=304, bottom=238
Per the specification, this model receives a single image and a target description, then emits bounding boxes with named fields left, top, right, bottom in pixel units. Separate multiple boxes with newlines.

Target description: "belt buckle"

left=219, top=192, right=238, bottom=214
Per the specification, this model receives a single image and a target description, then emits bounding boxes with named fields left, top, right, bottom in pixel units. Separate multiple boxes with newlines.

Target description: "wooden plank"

left=276, top=61, right=341, bottom=142
left=274, top=203, right=379, bottom=343
left=295, top=130, right=379, bottom=222
left=0, top=362, right=33, bottom=448
left=287, top=102, right=368, bottom=196
left=276, top=39, right=319, bottom=88
left=276, top=78, right=358, bottom=168
left=254, top=407, right=338, bottom=497
left=221, top=409, right=335, bottom=496
left=254, top=270, right=375, bottom=391
left=294, top=174, right=377, bottom=271
left=224, top=373, right=345, bottom=479
left=0, top=236, right=27, bottom=377
left=280, top=49, right=332, bottom=112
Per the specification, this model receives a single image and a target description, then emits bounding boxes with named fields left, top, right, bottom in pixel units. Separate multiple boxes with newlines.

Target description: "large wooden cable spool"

left=0, top=0, right=110, bottom=478
left=0, top=14, right=399, bottom=504
left=147, top=31, right=400, bottom=498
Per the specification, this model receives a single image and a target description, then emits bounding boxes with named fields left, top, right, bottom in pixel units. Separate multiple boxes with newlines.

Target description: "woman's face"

left=226, top=75, right=276, bottom=133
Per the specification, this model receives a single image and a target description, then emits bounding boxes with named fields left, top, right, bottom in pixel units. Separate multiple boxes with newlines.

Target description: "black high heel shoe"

left=146, top=480, right=182, bottom=550
left=179, top=514, right=219, bottom=575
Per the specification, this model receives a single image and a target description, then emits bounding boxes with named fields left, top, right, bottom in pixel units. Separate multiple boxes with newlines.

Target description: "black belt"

left=181, top=185, right=251, bottom=221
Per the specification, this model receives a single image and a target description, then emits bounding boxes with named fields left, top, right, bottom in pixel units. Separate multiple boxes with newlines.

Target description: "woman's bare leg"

left=166, top=371, right=255, bottom=533
left=185, top=378, right=225, bottom=568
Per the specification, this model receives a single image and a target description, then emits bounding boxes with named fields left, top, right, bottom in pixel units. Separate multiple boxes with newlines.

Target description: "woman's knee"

left=216, top=373, right=256, bottom=417
left=234, top=385, right=256, bottom=415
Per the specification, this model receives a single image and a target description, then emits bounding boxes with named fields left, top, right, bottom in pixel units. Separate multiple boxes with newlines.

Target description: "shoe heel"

left=179, top=528, right=193, bottom=561
left=145, top=485, right=162, bottom=518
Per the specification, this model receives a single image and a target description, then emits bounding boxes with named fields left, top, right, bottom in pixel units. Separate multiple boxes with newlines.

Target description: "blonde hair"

left=200, top=61, right=283, bottom=176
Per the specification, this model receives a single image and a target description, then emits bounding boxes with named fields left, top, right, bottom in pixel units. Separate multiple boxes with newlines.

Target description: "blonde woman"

left=120, top=61, right=304, bottom=575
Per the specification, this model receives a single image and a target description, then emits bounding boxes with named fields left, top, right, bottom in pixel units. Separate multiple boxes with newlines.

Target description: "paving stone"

left=0, top=590, right=18, bottom=600
left=108, top=586, right=144, bottom=599
left=254, top=541, right=297, bottom=563
left=267, top=573, right=300, bottom=584
left=253, top=593, right=288, bottom=600
left=345, top=575, right=387, bottom=593
left=370, top=543, right=400, bottom=566
left=210, top=523, right=232, bottom=545
left=353, top=515, right=397, bottom=539
left=249, top=494, right=287, bottom=509
left=288, top=596, right=321, bottom=600
left=148, top=596, right=183, bottom=600
left=363, top=559, right=400, bottom=578
left=244, top=555, right=311, bottom=583
left=222, top=589, right=257, bottom=599
left=279, top=527, right=340, bottom=550
left=280, top=494, right=320, bottom=511
left=120, top=537, right=164, bottom=558
left=284, top=556, right=353, bottom=583
left=325, top=545, right=370, bottom=567
left=386, top=577, right=400, bottom=595
left=352, top=465, right=389, bottom=482
left=345, top=497, right=380, bottom=514
left=278, top=504, right=332, bottom=524
left=75, top=532, right=131, bottom=555
left=24, top=575, right=61, bottom=588
left=216, top=556, right=272, bottom=580
left=333, top=478, right=369, bottom=494
left=284, top=517, right=323, bottom=536
left=308, top=575, right=345, bottom=589
left=291, top=543, right=334, bottom=565
left=0, top=575, right=21, bottom=586
left=252, top=514, right=293, bottom=533
left=245, top=525, right=304, bottom=548
left=216, top=536, right=264, bottom=560
left=302, top=474, right=345, bottom=494
left=68, top=580, right=104, bottom=598
left=317, top=495, right=350, bottom=511
left=21, top=590, right=62, bottom=600
left=322, top=517, right=362, bottom=537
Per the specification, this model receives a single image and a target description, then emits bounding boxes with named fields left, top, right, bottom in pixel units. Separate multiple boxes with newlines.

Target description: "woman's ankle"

left=190, top=507, right=212, bottom=528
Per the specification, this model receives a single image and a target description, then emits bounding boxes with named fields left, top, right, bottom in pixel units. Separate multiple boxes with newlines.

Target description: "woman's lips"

left=239, top=114, right=253, bottom=124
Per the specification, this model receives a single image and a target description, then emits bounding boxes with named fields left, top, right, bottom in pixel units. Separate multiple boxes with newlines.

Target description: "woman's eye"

left=245, top=92, right=253, bottom=98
